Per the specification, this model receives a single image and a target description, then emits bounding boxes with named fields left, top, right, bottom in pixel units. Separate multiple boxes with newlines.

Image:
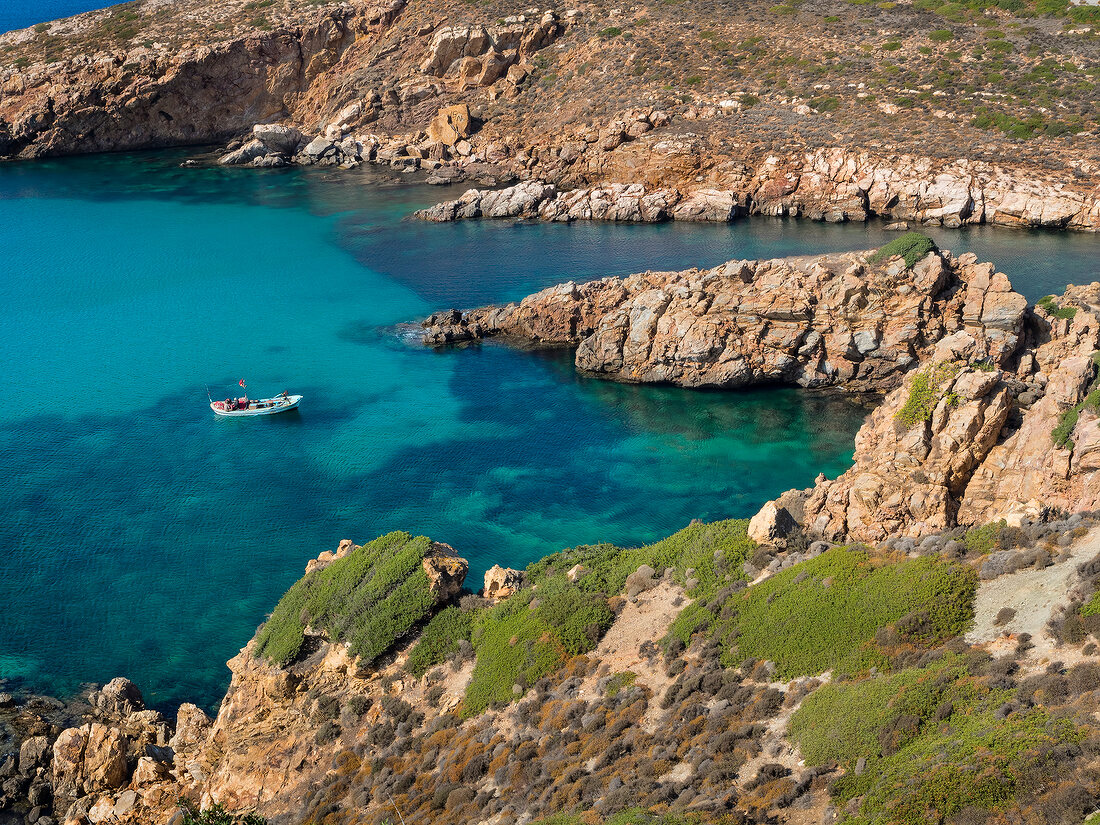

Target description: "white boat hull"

left=211, top=395, right=302, bottom=417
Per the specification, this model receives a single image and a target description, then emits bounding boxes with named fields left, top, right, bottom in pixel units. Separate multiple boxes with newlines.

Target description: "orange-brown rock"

left=422, top=249, right=1025, bottom=392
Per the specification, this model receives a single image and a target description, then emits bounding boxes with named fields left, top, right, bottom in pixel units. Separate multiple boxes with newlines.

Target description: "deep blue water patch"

left=1, top=150, right=1097, bottom=713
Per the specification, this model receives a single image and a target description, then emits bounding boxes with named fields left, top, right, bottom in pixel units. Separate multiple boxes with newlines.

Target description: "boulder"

left=218, top=138, right=266, bottom=166
left=483, top=565, right=522, bottom=601
left=252, top=123, right=301, bottom=155
left=19, top=735, right=50, bottom=773
left=748, top=502, right=798, bottom=546
left=427, top=104, right=476, bottom=146
left=625, top=564, right=657, bottom=598
left=82, top=724, right=128, bottom=791
left=92, top=677, right=143, bottom=719
left=422, top=542, right=468, bottom=603
left=302, top=136, right=335, bottom=159
left=169, top=704, right=212, bottom=756
left=131, top=756, right=169, bottom=786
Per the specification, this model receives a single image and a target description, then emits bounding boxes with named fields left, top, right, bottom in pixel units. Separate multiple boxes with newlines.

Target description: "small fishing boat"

left=211, top=391, right=302, bottom=417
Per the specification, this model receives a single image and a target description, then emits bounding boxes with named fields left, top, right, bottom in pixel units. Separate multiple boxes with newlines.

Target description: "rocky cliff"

left=2, top=0, right=1099, bottom=230
left=421, top=244, right=1027, bottom=392
left=419, top=239, right=1100, bottom=543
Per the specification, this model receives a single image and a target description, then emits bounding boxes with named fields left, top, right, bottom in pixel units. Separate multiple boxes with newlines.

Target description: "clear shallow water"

left=0, top=0, right=113, bottom=33
left=1, top=152, right=1097, bottom=713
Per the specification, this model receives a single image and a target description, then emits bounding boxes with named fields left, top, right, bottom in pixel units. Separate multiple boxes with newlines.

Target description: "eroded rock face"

left=422, top=250, right=1025, bottom=392
left=423, top=542, right=468, bottom=603
left=758, top=280, right=1100, bottom=542
left=483, top=564, right=522, bottom=601
left=414, top=144, right=1100, bottom=231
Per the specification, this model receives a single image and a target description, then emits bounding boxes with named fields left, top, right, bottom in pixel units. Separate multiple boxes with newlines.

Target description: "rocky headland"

left=2, top=0, right=1099, bottom=230
left=421, top=236, right=1100, bottom=544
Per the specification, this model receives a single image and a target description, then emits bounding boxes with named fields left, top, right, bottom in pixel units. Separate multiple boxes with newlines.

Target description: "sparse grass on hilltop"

left=254, top=531, right=435, bottom=667
left=869, top=232, right=937, bottom=268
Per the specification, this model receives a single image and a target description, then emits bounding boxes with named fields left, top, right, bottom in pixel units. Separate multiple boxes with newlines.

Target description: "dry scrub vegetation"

left=247, top=515, right=1100, bottom=825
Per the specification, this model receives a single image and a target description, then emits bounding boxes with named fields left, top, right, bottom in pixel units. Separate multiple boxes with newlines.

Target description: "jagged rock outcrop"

left=761, top=282, right=1100, bottom=542
left=0, top=0, right=406, bottom=158
left=483, top=564, right=522, bottom=601
left=422, top=249, right=1026, bottom=392
left=415, top=145, right=1100, bottom=230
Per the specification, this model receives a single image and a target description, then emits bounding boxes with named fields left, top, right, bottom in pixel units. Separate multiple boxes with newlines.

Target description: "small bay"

left=1, top=151, right=1097, bottom=712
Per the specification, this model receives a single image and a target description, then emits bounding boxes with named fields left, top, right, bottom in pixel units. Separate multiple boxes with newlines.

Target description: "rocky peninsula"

left=422, top=237, right=1100, bottom=543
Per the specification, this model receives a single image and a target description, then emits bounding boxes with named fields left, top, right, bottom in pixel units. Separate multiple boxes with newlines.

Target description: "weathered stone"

left=422, top=542, right=468, bottom=603
left=19, top=735, right=51, bottom=773
left=252, top=123, right=301, bottom=155
left=426, top=104, right=475, bottom=146
left=747, top=502, right=798, bottom=546
left=483, top=565, right=522, bottom=601
left=93, top=677, right=144, bottom=719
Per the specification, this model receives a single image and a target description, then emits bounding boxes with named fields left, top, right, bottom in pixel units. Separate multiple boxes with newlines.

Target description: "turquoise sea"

left=1, top=151, right=1097, bottom=712
left=0, top=0, right=110, bottom=33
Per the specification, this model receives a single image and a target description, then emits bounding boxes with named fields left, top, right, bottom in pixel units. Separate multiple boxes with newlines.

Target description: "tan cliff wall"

left=0, top=0, right=405, bottom=157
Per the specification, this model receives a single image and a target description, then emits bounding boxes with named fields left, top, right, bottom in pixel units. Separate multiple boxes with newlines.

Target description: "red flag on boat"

left=239, top=379, right=246, bottom=389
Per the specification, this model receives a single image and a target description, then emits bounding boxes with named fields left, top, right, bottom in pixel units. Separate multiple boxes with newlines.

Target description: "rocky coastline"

left=421, top=240, right=1100, bottom=542
left=2, top=0, right=1098, bottom=232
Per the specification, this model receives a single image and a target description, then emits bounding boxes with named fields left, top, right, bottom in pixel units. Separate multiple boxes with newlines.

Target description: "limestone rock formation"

left=427, top=104, right=475, bottom=146
left=483, top=564, right=522, bottom=601
left=747, top=502, right=798, bottom=546
left=759, top=280, right=1100, bottom=542
left=423, top=541, right=468, bottom=603
left=422, top=249, right=1025, bottom=392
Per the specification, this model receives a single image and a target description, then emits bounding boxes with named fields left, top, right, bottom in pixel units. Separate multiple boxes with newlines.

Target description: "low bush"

left=1038, top=295, right=1078, bottom=320
left=896, top=361, right=963, bottom=429
left=254, top=532, right=436, bottom=667
left=180, top=802, right=267, bottom=825
left=668, top=547, right=976, bottom=679
left=791, top=653, right=1085, bottom=823
left=869, top=232, right=937, bottom=268
left=406, top=606, right=476, bottom=678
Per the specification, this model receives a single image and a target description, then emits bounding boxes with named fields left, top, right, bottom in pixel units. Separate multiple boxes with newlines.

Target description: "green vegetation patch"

left=526, top=519, right=755, bottom=601
left=896, top=360, right=964, bottom=429
left=669, top=547, right=976, bottom=679
left=869, top=232, right=937, bottom=268
left=792, top=654, right=1083, bottom=824
left=1037, top=294, right=1078, bottom=320
left=181, top=802, right=266, bottom=825
left=254, top=531, right=436, bottom=667
left=464, top=594, right=568, bottom=716
left=459, top=520, right=755, bottom=716
left=962, top=519, right=1009, bottom=555
left=405, top=606, right=474, bottom=678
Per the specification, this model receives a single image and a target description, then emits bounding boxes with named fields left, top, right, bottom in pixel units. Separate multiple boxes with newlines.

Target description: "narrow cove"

left=1, top=150, right=1098, bottom=711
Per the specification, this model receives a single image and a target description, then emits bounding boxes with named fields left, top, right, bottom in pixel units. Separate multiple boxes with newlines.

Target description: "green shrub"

left=791, top=654, right=1083, bottom=823
left=534, top=574, right=614, bottom=655
left=598, top=26, right=622, bottom=37
left=525, top=519, right=754, bottom=602
left=869, top=232, right=937, bottom=268
left=929, top=28, right=954, bottom=40
left=1037, top=295, right=1077, bottom=320
left=1052, top=406, right=1079, bottom=449
left=962, top=520, right=1008, bottom=555
left=464, top=596, right=567, bottom=716
left=1080, top=591, right=1100, bottom=617
left=606, top=671, right=637, bottom=697
left=254, top=532, right=437, bottom=667
left=461, top=520, right=753, bottom=716
left=896, top=361, right=963, bottom=429
left=406, top=606, right=475, bottom=678
left=180, top=802, right=267, bottom=825
left=669, top=547, right=976, bottom=679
